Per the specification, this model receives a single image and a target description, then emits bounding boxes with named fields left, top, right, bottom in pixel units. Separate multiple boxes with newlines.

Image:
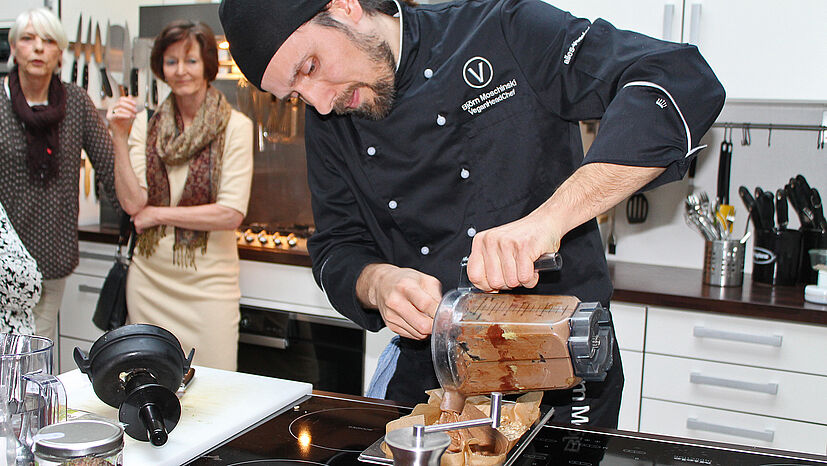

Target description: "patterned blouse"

left=0, top=201, right=41, bottom=334
left=0, top=80, right=118, bottom=280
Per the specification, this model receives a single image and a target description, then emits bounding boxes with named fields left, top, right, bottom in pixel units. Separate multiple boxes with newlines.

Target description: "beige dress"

left=125, top=108, right=253, bottom=370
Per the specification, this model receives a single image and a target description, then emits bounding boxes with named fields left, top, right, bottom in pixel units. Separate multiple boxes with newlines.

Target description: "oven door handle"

left=239, top=333, right=289, bottom=349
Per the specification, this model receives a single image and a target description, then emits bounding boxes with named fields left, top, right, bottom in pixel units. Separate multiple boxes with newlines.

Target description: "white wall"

left=604, top=101, right=827, bottom=271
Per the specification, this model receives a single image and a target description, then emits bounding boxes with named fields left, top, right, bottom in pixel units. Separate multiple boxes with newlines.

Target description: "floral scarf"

left=137, top=86, right=232, bottom=268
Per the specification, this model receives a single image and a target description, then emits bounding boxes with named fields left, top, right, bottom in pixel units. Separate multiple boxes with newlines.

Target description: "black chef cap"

left=219, top=0, right=330, bottom=90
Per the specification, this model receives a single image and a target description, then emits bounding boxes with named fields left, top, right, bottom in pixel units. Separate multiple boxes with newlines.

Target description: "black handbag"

left=92, top=213, right=136, bottom=331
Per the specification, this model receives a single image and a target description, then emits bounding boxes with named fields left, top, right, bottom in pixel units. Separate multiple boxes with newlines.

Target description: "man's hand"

left=467, top=213, right=562, bottom=292
left=357, top=264, right=442, bottom=340
left=466, top=163, right=666, bottom=292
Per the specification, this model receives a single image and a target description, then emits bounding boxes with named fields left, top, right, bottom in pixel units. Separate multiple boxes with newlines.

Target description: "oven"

left=236, top=304, right=365, bottom=396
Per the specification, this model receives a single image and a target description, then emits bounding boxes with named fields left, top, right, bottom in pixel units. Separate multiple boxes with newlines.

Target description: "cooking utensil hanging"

left=607, top=206, right=617, bottom=254
left=626, top=192, right=648, bottom=224
left=716, top=128, right=735, bottom=233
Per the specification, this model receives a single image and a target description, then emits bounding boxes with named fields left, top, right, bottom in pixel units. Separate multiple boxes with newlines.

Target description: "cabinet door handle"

left=693, top=326, right=782, bottom=347
left=78, top=284, right=102, bottom=294
left=79, top=251, right=115, bottom=261
left=690, top=372, right=778, bottom=395
left=688, top=3, right=702, bottom=44
left=662, top=3, right=675, bottom=41
left=686, top=417, right=774, bottom=443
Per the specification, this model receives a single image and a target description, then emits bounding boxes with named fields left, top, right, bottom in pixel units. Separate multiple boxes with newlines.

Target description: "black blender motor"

left=74, top=324, right=195, bottom=446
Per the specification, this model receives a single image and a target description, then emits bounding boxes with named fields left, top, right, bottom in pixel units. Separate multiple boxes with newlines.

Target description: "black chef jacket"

left=305, top=0, right=724, bottom=407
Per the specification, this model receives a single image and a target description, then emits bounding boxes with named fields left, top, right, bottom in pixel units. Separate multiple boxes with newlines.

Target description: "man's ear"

left=328, top=0, right=365, bottom=23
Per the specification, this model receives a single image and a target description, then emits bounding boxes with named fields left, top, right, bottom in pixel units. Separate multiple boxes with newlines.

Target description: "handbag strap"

left=117, top=211, right=137, bottom=260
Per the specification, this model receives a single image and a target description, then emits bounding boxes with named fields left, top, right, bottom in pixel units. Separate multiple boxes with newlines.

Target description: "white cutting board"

left=59, top=366, right=312, bottom=466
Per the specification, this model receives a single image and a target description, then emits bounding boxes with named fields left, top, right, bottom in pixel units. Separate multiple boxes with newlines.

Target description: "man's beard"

left=330, top=29, right=396, bottom=120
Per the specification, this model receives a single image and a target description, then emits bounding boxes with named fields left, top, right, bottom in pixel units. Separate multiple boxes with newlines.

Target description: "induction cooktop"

left=190, top=393, right=827, bottom=466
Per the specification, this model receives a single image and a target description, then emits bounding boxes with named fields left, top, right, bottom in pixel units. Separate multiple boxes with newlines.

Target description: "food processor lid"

left=74, top=324, right=194, bottom=407
left=33, top=419, right=123, bottom=458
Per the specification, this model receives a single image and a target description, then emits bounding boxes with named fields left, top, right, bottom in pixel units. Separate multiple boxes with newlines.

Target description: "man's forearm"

left=535, top=162, right=665, bottom=238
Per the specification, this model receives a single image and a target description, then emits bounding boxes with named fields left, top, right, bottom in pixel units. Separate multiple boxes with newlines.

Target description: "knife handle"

left=151, top=79, right=158, bottom=106
left=130, top=68, right=139, bottom=97
left=775, top=189, right=788, bottom=230
left=100, top=66, right=113, bottom=98
left=71, top=61, right=78, bottom=84
left=82, top=64, right=89, bottom=90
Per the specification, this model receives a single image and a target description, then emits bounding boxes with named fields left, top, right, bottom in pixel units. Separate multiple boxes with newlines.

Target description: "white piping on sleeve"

left=622, top=81, right=700, bottom=158
left=318, top=254, right=332, bottom=297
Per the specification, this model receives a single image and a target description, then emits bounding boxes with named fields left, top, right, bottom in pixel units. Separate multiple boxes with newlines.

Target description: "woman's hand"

left=130, top=206, right=157, bottom=234
left=106, top=96, right=140, bottom=139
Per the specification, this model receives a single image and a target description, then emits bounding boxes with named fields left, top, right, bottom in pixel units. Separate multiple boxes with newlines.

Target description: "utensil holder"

left=798, top=229, right=827, bottom=285
left=703, top=239, right=745, bottom=287
left=753, top=229, right=801, bottom=286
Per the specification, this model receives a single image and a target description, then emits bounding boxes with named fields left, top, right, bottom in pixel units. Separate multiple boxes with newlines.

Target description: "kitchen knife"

left=738, top=186, right=760, bottom=231
left=71, top=15, right=82, bottom=84
left=811, top=188, right=827, bottom=232
left=775, top=189, right=788, bottom=230
left=131, top=38, right=151, bottom=99
left=121, top=23, right=132, bottom=96
left=95, top=22, right=113, bottom=99
left=82, top=153, right=90, bottom=197
left=789, top=177, right=816, bottom=229
left=761, top=191, right=775, bottom=231
left=82, top=18, right=92, bottom=90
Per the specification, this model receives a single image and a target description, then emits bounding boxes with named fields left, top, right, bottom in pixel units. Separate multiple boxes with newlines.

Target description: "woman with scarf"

left=0, top=8, right=117, bottom=341
left=108, top=20, right=253, bottom=370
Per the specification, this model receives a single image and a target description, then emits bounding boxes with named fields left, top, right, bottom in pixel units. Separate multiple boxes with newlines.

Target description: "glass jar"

left=33, top=419, right=123, bottom=465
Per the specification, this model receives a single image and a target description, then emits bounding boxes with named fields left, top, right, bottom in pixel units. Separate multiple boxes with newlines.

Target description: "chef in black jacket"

left=220, top=0, right=725, bottom=427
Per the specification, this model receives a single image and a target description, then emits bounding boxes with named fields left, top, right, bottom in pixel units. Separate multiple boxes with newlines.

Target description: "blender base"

left=804, top=285, right=827, bottom=304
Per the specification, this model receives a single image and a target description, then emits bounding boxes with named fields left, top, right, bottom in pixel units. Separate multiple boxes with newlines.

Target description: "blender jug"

left=0, top=334, right=67, bottom=452
left=431, top=292, right=613, bottom=396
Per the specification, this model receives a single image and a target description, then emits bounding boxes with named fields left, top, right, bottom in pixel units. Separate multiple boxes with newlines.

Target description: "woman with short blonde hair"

left=0, top=8, right=117, bottom=340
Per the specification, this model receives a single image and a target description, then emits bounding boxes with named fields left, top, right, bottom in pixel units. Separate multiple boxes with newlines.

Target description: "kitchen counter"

left=190, top=389, right=827, bottom=465
left=78, top=224, right=827, bottom=325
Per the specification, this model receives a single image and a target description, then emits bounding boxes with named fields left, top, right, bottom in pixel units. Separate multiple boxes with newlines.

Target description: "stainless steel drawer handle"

left=686, top=417, right=774, bottom=443
left=78, top=284, right=103, bottom=294
left=693, top=326, right=782, bottom=347
left=79, top=251, right=116, bottom=261
left=690, top=372, right=778, bottom=395
left=239, top=333, right=289, bottom=349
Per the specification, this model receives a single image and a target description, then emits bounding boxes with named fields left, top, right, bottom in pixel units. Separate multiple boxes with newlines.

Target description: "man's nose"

left=297, top=82, right=333, bottom=115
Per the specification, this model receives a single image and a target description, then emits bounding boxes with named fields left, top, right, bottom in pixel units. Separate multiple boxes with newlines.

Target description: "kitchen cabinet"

left=639, top=305, right=827, bottom=455
left=545, top=0, right=827, bottom=101
left=57, top=241, right=115, bottom=373
left=610, top=301, right=646, bottom=432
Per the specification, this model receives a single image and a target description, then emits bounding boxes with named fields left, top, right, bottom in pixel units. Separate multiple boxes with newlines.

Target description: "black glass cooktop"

left=189, top=394, right=410, bottom=465
left=190, top=394, right=827, bottom=466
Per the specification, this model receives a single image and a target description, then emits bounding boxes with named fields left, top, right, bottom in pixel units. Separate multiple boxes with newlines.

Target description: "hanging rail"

left=711, top=122, right=827, bottom=149
left=712, top=122, right=826, bottom=132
